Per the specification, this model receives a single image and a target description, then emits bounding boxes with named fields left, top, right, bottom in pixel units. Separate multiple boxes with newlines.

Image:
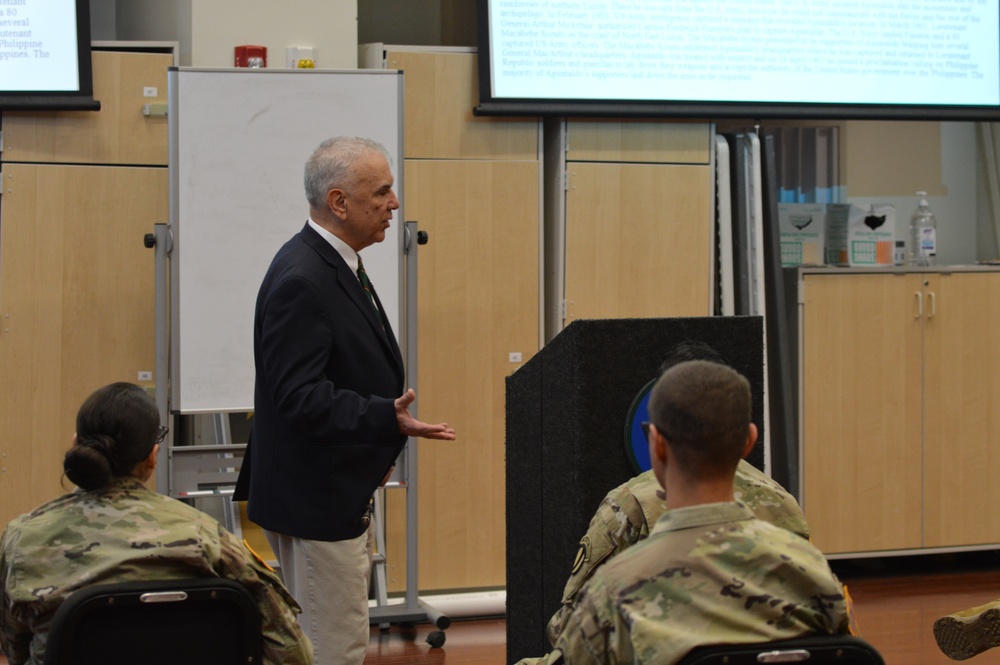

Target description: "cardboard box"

left=826, top=203, right=896, bottom=267
left=778, top=203, right=826, bottom=266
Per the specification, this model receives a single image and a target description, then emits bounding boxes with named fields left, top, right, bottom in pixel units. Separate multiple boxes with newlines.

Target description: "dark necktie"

left=356, top=256, right=379, bottom=312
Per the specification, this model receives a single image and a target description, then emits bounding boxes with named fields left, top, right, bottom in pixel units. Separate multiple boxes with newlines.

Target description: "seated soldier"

left=547, top=342, right=810, bottom=645
left=518, top=360, right=851, bottom=665
left=0, top=383, right=312, bottom=665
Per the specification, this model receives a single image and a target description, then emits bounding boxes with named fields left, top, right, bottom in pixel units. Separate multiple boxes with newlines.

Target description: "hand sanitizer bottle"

left=907, top=191, right=937, bottom=267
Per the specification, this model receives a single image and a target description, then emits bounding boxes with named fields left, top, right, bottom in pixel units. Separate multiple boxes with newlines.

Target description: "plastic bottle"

left=907, top=191, right=937, bottom=267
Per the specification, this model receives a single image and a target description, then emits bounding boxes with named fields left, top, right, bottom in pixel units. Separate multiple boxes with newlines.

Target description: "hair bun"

left=64, top=436, right=115, bottom=490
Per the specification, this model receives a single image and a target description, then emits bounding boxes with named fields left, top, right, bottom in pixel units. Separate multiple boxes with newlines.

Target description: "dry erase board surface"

left=168, top=68, right=404, bottom=413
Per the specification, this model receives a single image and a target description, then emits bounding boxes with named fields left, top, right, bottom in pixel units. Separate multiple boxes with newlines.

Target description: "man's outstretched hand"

left=394, top=389, right=456, bottom=440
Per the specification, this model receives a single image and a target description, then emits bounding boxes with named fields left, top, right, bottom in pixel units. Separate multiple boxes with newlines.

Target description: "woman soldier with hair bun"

left=0, top=382, right=313, bottom=665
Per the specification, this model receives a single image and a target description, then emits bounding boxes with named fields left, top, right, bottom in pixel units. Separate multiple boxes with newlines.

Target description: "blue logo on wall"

left=623, top=379, right=655, bottom=474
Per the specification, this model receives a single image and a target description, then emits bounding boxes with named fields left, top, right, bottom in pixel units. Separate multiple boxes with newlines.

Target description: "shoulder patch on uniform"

left=571, top=536, right=591, bottom=574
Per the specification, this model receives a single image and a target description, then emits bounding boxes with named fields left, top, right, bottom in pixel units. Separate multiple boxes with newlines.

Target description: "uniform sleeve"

left=734, top=462, right=811, bottom=540
left=551, top=573, right=632, bottom=665
left=0, top=526, right=31, bottom=665
left=214, top=525, right=313, bottom=665
left=547, top=485, right=648, bottom=645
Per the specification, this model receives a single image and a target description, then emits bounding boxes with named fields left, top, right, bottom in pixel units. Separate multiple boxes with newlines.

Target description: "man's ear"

left=651, top=426, right=668, bottom=465
left=327, top=187, right=348, bottom=220
left=740, top=423, right=758, bottom=459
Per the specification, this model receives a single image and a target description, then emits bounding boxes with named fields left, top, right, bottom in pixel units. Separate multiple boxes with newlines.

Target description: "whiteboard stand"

left=148, top=222, right=171, bottom=493
left=368, top=222, right=450, bottom=648
left=149, top=222, right=247, bottom=531
left=159, top=70, right=446, bottom=643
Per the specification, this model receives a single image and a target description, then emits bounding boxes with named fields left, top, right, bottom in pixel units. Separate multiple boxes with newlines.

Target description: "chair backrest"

left=43, top=577, right=263, bottom=665
left=676, top=634, right=885, bottom=665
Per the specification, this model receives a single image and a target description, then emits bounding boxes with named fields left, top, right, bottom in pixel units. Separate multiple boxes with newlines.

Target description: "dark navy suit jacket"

left=234, top=223, right=406, bottom=541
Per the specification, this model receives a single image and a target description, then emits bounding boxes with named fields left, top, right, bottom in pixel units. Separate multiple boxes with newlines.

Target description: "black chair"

left=677, top=634, right=885, bottom=665
left=43, top=577, right=263, bottom=665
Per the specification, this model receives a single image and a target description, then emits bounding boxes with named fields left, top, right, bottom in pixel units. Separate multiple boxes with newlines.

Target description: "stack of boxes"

left=778, top=203, right=896, bottom=267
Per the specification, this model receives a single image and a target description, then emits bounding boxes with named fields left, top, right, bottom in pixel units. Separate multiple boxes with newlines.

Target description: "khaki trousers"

left=266, top=526, right=374, bottom=665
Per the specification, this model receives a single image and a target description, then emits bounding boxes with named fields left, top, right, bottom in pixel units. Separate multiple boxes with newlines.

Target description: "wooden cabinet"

left=0, top=165, right=166, bottom=523
left=922, top=272, right=1000, bottom=547
left=564, top=160, right=713, bottom=323
left=404, top=158, right=540, bottom=591
left=3, top=50, right=171, bottom=166
left=560, top=119, right=714, bottom=328
left=799, top=269, right=1000, bottom=555
left=0, top=46, right=171, bottom=529
left=385, top=48, right=537, bottom=161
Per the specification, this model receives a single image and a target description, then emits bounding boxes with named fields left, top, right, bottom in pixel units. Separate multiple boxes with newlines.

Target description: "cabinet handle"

left=927, top=291, right=936, bottom=319
left=914, top=292, right=923, bottom=319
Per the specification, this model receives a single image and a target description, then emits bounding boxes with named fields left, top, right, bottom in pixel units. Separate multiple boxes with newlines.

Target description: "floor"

left=3, top=552, right=1000, bottom=664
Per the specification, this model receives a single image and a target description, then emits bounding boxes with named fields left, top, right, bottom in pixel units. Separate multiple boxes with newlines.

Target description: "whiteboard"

left=168, top=68, right=405, bottom=413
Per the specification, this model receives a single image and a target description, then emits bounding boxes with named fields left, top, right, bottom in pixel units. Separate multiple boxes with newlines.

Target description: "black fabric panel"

left=505, top=356, right=546, bottom=662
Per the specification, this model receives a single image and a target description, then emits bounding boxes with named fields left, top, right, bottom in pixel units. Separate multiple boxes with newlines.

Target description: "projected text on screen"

left=489, top=0, right=1000, bottom=107
left=0, top=0, right=80, bottom=92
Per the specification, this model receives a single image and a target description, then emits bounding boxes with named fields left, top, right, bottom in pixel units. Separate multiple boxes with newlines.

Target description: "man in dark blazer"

left=234, top=136, right=455, bottom=665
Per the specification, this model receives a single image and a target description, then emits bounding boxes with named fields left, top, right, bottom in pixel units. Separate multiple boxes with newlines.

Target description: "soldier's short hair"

left=648, top=360, right=751, bottom=480
left=656, top=340, right=727, bottom=377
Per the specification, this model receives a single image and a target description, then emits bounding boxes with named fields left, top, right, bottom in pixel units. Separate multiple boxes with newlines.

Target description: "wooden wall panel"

left=386, top=49, right=537, bottom=160
left=0, top=164, right=165, bottom=526
left=384, top=158, right=540, bottom=592
left=3, top=50, right=171, bottom=166
left=563, top=162, right=712, bottom=323
left=567, top=120, right=710, bottom=164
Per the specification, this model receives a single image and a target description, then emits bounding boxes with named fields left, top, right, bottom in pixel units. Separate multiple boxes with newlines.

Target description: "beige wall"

left=116, top=0, right=357, bottom=68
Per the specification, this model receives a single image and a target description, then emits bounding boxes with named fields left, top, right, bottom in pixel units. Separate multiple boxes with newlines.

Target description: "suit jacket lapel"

left=366, top=281, right=405, bottom=378
left=300, top=225, right=405, bottom=381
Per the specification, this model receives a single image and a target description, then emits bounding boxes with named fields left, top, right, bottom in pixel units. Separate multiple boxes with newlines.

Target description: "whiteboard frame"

left=167, top=67, right=405, bottom=414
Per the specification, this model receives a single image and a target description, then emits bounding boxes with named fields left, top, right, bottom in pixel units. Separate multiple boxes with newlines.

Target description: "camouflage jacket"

left=524, top=502, right=849, bottom=665
left=548, top=461, right=810, bottom=644
left=0, top=478, right=312, bottom=665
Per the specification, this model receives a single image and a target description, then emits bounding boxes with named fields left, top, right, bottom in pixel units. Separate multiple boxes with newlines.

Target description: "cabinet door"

left=383, top=158, right=540, bottom=592
left=2, top=50, right=171, bottom=166
left=923, top=272, right=1000, bottom=546
left=801, top=273, right=923, bottom=553
left=0, top=164, right=166, bottom=526
left=564, top=162, right=712, bottom=323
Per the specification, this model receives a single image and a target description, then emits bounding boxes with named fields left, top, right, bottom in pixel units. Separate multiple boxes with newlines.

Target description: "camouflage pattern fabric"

left=547, top=460, right=810, bottom=644
left=521, top=502, right=849, bottom=665
left=0, top=478, right=312, bottom=665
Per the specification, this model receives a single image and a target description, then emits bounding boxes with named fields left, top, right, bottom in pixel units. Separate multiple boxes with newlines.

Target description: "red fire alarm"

left=234, top=45, right=267, bottom=68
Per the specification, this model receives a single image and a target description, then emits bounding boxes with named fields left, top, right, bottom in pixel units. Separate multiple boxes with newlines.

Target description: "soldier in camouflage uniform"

left=547, top=342, right=812, bottom=645
left=0, top=383, right=312, bottom=665
left=547, top=461, right=811, bottom=644
left=517, top=361, right=851, bottom=665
